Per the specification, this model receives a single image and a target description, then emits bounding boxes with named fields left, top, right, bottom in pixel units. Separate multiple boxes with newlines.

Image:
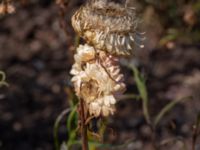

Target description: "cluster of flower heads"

left=71, top=0, right=142, bottom=117
left=70, top=44, right=126, bottom=117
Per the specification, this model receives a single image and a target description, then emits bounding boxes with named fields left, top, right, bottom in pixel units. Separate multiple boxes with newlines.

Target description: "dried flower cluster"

left=70, top=44, right=125, bottom=117
left=72, top=0, right=144, bottom=56
left=0, top=1, right=15, bottom=15
left=71, top=0, right=142, bottom=117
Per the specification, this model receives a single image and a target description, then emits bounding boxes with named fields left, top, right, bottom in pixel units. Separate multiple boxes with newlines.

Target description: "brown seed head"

left=72, top=0, right=143, bottom=56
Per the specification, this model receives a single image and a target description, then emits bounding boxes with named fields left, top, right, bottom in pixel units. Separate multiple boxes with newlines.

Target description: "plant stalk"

left=80, top=98, right=88, bottom=150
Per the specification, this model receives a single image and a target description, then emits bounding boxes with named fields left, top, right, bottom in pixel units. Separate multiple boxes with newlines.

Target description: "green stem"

left=80, top=98, right=88, bottom=150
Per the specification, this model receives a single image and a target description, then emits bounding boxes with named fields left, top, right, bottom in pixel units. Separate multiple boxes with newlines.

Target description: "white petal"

left=108, top=95, right=116, bottom=104
left=102, top=106, right=109, bottom=116
left=104, top=97, right=111, bottom=106
left=89, top=102, right=101, bottom=117
left=129, top=35, right=135, bottom=42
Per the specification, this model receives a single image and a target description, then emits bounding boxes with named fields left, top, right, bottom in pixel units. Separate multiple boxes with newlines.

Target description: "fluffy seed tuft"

left=71, top=0, right=144, bottom=56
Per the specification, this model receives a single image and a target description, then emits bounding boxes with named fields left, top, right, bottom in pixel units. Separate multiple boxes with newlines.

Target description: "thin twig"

left=192, top=113, right=200, bottom=150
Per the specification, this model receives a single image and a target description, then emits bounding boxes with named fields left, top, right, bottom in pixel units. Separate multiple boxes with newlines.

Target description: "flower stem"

left=80, top=98, right=88, bottom=150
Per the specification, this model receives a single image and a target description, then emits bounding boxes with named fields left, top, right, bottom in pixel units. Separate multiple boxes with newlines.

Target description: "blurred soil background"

left=0, top=0, right=200, bottom=150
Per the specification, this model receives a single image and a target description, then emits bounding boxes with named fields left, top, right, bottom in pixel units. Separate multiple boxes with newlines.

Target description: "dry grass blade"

left=132, top=67, right=151, bottom=124
left=192, top=112, right=200, bottom=150
left=54, top=108, right=71, bottom=150
left=159, top=136, right=187, bottom=150
left=0, top=71, right=8, bottom=87
left=154, top=96, right=192, bottom=126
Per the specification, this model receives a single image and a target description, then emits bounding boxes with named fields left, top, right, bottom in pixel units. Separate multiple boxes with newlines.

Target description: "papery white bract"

left=70, top=44, right=126, bottom=117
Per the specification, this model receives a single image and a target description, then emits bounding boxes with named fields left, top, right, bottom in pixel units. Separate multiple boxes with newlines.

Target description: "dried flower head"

left=70, top=44, right=126, bottom=117
left=72, top=0, right=144, bottom=56
left=0, top=3, right=15, bottom=15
